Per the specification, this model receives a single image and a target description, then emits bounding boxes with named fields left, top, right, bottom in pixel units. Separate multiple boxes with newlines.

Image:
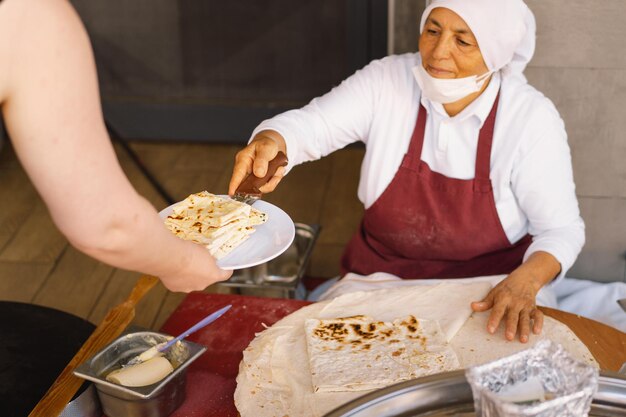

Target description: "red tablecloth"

left=160, top=293, right=311, bottom=417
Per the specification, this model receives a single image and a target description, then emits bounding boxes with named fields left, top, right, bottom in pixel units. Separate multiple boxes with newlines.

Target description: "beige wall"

left=393, top=0, right=626, bottom=282
left=525, top=0, right=626, bottom=283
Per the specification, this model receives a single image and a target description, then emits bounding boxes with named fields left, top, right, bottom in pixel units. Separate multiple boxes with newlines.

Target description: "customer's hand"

left=470, top=251, right=561, bottom=343
left=228, top=130, right=287, bottom=195
left=158, top=241, right=233, bottom=292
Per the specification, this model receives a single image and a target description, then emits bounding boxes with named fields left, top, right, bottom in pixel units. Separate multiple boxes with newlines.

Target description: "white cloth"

left=553, top=278, right=626, bottom=333
left=252, top=54, right=584, bottom=280
left=420, top=0, right=536, bottom=78
left=314, top=272, right=558, bottom=309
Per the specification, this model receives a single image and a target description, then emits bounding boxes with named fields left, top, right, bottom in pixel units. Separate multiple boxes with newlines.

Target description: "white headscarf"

left=419, top=0, right=536, bottom=81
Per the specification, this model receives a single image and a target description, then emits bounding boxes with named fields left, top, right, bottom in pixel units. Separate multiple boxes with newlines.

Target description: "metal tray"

left=74, top=330, right=206, bottom=399
left=220, top=222, right=320, bottom=291
left=324, top=370, right=626, bottom=417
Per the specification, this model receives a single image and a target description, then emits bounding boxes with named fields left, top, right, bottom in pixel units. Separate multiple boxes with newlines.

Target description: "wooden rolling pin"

left=29, top=274, right=160, bottom=417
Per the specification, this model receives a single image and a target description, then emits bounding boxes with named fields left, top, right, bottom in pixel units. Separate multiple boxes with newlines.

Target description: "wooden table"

left=160, top=293, right=626, bottom=417
left=540, top=306, right=626, bottom=371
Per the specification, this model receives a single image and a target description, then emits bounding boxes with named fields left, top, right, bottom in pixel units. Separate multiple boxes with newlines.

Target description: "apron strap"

left=402, top=103, right=428, bottom=168
left=474, top=92, right=500, bottom=192
left=403, top=92, right=500, bottom=186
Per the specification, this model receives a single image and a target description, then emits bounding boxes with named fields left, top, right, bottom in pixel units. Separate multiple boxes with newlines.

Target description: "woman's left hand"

left=471, top=272, right=543, bottom=343
left=470, top=251, right=561, bottom=343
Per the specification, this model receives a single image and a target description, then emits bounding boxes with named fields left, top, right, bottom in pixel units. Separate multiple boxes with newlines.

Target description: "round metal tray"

left=324, top=370, right=626, bottom=417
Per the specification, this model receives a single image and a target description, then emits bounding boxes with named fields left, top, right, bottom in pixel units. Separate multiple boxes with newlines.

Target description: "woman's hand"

left=228, top=130, right=288, bottom=195
left=471, top=272, right=544, bottom=343
left=470, top=251, right=561, bottom=343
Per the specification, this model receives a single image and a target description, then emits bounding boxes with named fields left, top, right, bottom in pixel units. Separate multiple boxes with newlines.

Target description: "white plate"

left=158, top=198, right=295, bottom=270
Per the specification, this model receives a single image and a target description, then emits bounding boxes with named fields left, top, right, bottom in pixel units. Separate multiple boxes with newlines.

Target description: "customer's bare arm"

left=0, top=0, right=231, bottom=291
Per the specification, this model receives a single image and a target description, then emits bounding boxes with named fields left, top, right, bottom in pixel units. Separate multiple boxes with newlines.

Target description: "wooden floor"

left=0, top=141, right=365, bottom=330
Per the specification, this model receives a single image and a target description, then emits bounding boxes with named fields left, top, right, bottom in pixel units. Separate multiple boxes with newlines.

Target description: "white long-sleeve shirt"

left=252, top=53, right=585, bottom=280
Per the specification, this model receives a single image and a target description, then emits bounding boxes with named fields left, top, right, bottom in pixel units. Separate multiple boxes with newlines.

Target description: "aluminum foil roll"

left=466, top=339, right=598, bottom=417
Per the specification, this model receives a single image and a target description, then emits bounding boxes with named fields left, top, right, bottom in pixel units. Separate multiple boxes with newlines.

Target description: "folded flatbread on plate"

left=305, top=314, right=459, bottom=392
left=164, top=191, right=267, bottom=259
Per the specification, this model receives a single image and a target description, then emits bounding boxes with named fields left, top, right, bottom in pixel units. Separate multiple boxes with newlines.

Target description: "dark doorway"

left=74, top=0, right=388, bottom=142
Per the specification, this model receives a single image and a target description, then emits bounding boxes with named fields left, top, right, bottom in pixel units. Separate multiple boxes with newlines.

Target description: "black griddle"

left=0, top=301, right=95, bottom=417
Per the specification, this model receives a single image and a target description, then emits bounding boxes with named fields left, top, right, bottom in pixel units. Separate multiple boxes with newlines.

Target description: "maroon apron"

left=341, top=94, right=531, bottom=279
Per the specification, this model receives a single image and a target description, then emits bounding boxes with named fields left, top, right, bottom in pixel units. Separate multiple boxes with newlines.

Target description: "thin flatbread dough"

left=234, top=283, right=598, bottom=417
left=450, top=311, right=598, bottom=367
left=305, top=315, right=459, bottom=392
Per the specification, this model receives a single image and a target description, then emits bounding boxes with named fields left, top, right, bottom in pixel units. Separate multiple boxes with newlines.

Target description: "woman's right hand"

left=228, top=130, right=288, bottom=195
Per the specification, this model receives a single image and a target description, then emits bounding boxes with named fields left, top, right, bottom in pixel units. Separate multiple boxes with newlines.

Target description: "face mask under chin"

left=412, top=63, right=492, bottom=104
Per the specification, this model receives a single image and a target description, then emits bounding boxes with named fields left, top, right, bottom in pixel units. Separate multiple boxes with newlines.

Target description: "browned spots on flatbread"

left=313, top=322, right=349, bottom=342
left=407, top=335, right=428, bottom=351
left=349, top=323, right=376, bottom=340
left=304, top=315, right=461, bottom=395
left=392, top=348, right=405, bottom=357
left=398, top=315, right=420, bottom=333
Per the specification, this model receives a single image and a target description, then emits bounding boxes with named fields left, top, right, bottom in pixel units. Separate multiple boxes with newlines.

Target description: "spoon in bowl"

left=125, top=304, right=232, bottom=367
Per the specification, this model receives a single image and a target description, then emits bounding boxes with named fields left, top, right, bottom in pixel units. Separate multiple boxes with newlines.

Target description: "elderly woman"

left=229, top=0, right=584, bottom=342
